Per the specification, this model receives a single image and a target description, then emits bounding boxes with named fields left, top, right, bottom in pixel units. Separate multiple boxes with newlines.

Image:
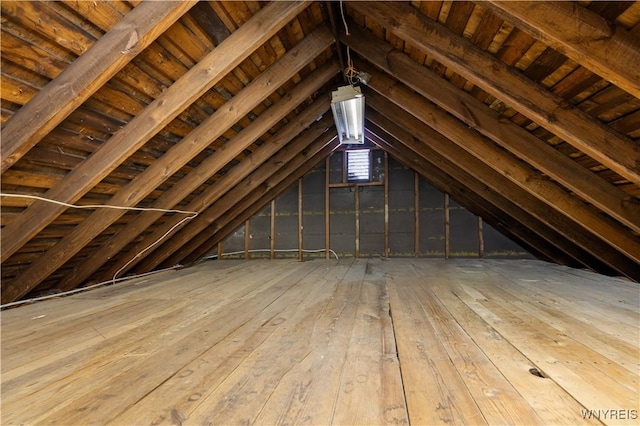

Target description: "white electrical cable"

left=0, top=193, right=338, bottom=308
left=0, top=192, right=198, bottom=215
left=0, top=249, right=339, bottom=309
left=204, top=248, right=340, bottom=260
left=0, top=192, right=199, bottom=286
left=0, top=266, right=180, bottom=309
left=110, top=214, right=196, bottom=284
left=339, top=0, right=350, bottom=36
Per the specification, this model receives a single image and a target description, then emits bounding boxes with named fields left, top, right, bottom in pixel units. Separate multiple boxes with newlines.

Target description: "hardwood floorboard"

left=330, top=258, right=407, bottom=425
left=386, top=273, right=488, bottom=425
left=450, top=264, right=638, bottom=396
left=429, top=282, right=601, bottom=425
left=37, top=261, right=315, bottom=425
left=1, top=258, right=637, bottom=425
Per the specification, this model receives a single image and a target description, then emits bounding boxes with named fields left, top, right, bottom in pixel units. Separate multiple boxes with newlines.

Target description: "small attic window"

left=346, top=149, right=370, bottom=182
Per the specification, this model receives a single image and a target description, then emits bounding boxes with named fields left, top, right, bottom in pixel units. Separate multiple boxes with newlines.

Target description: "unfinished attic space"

left=1, top=1, right=639, bottom=424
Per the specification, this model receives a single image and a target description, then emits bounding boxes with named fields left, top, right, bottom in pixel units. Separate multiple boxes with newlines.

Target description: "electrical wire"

left=0, top=266, right=180, bottom=310
left=339, top=0, right=350, bottom=36
left=0, top=248, right=339, bottom=309
left=344, top=46, right=358, bottom=85
left=0, top=192, right=199, bottom=284
left=0, top=193, right=339, bottom=308
left=110, top=214, right=196, bottom=284
left=0, top=192, right=198, bottom=215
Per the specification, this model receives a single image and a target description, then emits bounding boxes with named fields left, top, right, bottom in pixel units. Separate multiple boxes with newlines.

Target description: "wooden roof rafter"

left=484, top=1, right=640, bottom=99
left=364, top=126, right=586, bottom=269
left=347, top=1, right=640, bottom=186
left=57, top=63, right=339, bottom=291
left=364, top=67, right=640, bottom=269
left=93, top=101, right=335, bottom=284
left=177, top=134, right=340, bottom=266
left=0, top=1, right=197, bottom=173
left=1, top=1, right=639, bottom=303
left=364, top=115, right=616, bottom=276
left=1, top=23, right=336, bottom=303
left=365, top=90, right=640, bottom=280
left=341, top=25, right=640, bottom=234
left=143, top=123, right=339, bottom=271
left=0, top=0, right=312, bottom=266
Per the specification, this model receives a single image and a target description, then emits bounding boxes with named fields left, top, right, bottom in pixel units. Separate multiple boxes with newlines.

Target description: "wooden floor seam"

left=2, top=258, right=638, bottom=425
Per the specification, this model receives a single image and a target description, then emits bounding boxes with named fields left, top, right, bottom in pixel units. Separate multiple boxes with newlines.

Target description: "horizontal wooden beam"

left=57, top=64, right=338, bottom=291
left=99, top=113, right=336, bottom=281
left=484, top=1, right=640, bottom=99
left=347, top=1, right=640, bottom=186
left=0, top=1, right=197, bottom=173
left=0, top=0, right=311, bottom=265
left=366, top=90, right=640, bottom=280
left=342, top=25, right=640, bottom=234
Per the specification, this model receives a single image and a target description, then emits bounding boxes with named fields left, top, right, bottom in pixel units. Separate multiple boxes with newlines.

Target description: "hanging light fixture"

left=331, top=85, right=365, bottom=145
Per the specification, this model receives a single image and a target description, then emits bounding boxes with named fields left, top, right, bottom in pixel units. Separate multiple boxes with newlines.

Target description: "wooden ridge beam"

left=1, top=25, right=333, bottom=304
left=97, top=113, right=335, bottom=282
left=347, top=1, right=640, bottom=186
left=365, top=120, right=606, bottom=273
left=177, top=139, right=340, bottom=266
left=484, top=1, right=640, bottom=99
left=57, top=64, right=338, bottom=291
left=341, top=26, right=640, bottom=234
left=364, top=67, right=640, bottom=272
left=138, top=129, right=338, bottom=272
left=366, top=91, right=640, bottom=280
left=0, top=1, right=197, bottom=173
left=0, top=0, right=311, bottom=264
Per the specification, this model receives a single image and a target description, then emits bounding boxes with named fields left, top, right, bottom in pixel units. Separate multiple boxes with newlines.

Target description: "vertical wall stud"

left=478, top=216, right=484, bottom=258
left=218, top=242, right=224, bottom=260
left=342, top=150, right=347, bottom=184
left=244, top=220, right=251, bottom=260
left=414, top=172, right=420, bottom=258
left=270, top=199, right=276, bottom=259
left=298, top=178, right=304, bottom=262
left=355, top=185, right=360, bottom=258
left=325, top=157, right=331, bottom=259
left=384, top=151, right=389, bottom=258
left=444, top=193, right=450, bottom=259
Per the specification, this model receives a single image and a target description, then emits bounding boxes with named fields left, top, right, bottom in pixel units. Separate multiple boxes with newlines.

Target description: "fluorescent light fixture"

left=331, top=85, right=365, bottom=145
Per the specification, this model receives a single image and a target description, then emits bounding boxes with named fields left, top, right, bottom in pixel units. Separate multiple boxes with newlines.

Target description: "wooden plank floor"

left=2, top=259, right=638, bottom=425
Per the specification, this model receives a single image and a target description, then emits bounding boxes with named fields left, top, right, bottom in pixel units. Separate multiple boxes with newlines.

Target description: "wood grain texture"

left=1, top=1, right=197, bottom=173
left=365, top=125, right=584, bottom=269
left=364, top=68, right=640, bottom=274
left=2, top=28, right=335, bottom=303
left=175, top=137, right=340, bottom=267
left=348, top=1, right=640, bottom=186
left=0, top=0, right=311, bottom=267
left=2, top=258, right=636, bottom=425
left=153, top=130, right=339, bottom=269
left=98, top=106, right=335, bottom=281
left=485, top=1, right=640, bottom=99
left=342, top=26, right=640, bottom=234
